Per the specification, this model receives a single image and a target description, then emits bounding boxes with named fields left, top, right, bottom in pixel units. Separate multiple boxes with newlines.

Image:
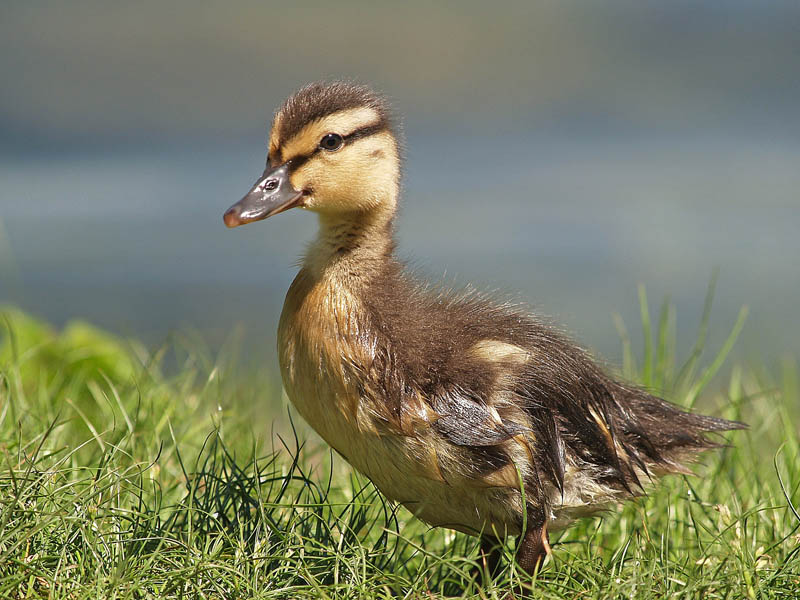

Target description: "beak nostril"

left=264, top=179, right=278, bottom=191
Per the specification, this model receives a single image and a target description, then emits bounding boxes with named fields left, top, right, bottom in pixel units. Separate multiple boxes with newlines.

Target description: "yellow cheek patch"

left=289, top=163, right=313, bottom=194
left=278, top=107, right=382, bottom=163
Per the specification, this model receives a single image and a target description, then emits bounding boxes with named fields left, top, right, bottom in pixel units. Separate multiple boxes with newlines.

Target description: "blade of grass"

left=676, top=269, right=719, bottom=393
left=613, top=313, right=637, bottom=380
left=686, top=305, right=748, bottom=407
left=654, top=297, right=672, bottom=394
left=638, top=284, right=653, bottom=388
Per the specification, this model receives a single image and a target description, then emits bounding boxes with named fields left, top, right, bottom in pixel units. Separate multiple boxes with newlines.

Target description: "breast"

left=277, top=269, right=431, bottom=488
left=277, top=270, right=368, bottom=448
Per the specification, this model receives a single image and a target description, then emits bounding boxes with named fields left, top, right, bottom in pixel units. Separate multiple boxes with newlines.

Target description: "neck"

left=302, top=208, right=395, bottom=284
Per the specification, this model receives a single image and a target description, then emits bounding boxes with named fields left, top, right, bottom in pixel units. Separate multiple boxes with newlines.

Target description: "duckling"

left=223, top=81, right=744, bottom=577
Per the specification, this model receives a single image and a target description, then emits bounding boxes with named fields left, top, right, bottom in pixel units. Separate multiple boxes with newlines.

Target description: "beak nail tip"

left=223, top=210, right=240, bottom=228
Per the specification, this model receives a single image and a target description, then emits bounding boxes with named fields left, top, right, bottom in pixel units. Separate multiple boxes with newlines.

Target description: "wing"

left=430, top=388, right=527, bottom=446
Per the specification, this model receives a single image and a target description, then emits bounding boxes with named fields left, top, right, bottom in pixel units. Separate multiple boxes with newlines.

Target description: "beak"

left=223, top=163, right=304, bottom=228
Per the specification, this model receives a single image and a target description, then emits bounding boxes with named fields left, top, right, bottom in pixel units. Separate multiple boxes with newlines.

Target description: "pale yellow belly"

left=283, top=371, right=524, bottom=537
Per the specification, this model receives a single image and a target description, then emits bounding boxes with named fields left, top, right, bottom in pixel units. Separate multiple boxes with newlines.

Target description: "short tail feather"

left=618, top=387, right=746, bottom=474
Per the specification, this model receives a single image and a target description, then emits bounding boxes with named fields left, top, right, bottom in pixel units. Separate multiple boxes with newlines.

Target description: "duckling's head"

left=224, top=82, right=401, bottom=228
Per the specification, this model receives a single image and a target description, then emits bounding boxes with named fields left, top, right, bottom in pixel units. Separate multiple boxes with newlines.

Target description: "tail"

left=614, top=386, right=746, bottom=475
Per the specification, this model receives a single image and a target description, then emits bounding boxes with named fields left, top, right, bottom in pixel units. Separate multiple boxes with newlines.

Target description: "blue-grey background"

left=1, top=1, right=798, bottom=375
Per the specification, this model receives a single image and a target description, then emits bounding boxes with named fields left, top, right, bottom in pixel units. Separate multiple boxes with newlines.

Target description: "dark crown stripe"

left=276, top=81, right=393, bottom=148
left=343, top=121, right=387, bottom=143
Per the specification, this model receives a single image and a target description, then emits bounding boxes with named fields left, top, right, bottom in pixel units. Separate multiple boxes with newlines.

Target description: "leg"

left=502, top=522, right=550, bottom=599
left=473, top=535, right=503, bottom=585
left=515, top=521, right=550, bottom=575
left=480, top=535, right=504, bottom=576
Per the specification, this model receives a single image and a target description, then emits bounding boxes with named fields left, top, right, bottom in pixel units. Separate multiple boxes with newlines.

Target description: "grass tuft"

left=0, top=304, right=798, bottom=598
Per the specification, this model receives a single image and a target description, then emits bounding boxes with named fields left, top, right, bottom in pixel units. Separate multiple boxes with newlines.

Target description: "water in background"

left=2, top=1, right=799, bottom=379
left=2, top=126, right=798, bottom=374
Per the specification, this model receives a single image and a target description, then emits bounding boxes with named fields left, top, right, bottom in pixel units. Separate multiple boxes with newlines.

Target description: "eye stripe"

left=285, top=121, right=388, bottom=173
left=287, top=154, right=311, bottom=173
left=342, top=122, right=387, bottom=143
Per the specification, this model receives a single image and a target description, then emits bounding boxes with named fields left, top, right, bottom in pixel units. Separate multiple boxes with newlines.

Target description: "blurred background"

left=1, top=0, right=798, bottom=379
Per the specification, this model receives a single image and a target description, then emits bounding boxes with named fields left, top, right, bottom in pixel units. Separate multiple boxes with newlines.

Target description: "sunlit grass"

left=0, top=297, right=798, bottom=599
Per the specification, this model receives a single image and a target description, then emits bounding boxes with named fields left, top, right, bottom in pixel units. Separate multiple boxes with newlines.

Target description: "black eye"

left=319, top=133, right=344, bottom=151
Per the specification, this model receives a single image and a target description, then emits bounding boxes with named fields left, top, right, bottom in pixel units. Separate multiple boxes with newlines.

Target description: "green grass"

left=0, top=296, right=798, bottom=599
